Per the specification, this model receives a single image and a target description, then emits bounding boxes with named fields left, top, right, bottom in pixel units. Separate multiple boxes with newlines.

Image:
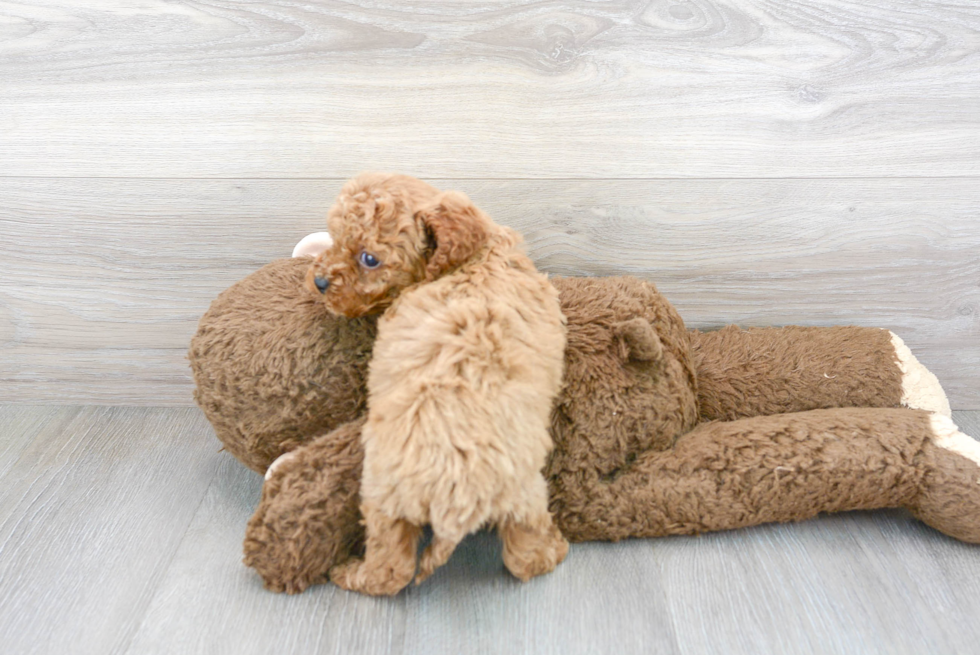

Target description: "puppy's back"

left=362, top=254, right=566, bottom=531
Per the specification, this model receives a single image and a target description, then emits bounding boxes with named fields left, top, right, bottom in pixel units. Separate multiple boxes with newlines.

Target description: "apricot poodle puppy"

left=305, top=173, right=569, bottom=596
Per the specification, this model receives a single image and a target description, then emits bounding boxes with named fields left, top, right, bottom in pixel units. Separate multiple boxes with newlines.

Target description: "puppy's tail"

left=415, top=535, right=461, bottom=584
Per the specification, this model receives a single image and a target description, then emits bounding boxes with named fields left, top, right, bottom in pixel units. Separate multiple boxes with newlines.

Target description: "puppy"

left=306, top=172, right=568, bottom=595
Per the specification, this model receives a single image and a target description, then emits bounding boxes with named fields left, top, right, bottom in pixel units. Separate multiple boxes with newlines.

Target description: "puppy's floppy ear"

left=416, top=191, right=490, bottom=279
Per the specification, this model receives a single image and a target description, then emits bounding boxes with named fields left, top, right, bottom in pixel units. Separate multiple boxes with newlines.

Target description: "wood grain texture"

left=0, top=406, right=977, bottom=654
left=1, top=177, right=977, bottom=407
left=3, top=0, right=977, bottom=648
left=0, top=405, right=76, bottom=480
left=0, top=1, right=978, bottom=177
left=660, top=508, right=980, bottom=655
left=0, top=406, right=223, bottom=655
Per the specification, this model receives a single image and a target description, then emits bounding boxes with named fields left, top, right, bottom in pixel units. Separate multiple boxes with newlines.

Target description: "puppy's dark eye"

left=359, top=251, right=381, bottom=269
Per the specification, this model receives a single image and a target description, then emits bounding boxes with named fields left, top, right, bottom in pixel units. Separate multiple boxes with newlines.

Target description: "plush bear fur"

left=188, top=257, right=980, bottom=594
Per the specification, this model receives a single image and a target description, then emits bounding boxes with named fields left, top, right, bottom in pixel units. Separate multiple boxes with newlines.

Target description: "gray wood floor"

left=0, top=406, right=978, bottom=655
left=2, top=1, right=979, bottom=653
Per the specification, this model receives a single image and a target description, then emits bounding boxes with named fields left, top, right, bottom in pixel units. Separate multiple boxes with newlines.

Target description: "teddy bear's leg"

left=329, top=502, right=421, bottom=596
left=551, top=407, right=979, bottom=544
left=908, top=414, right=980, bottom=543
left=243, top=419, right=367, bottom=594
left=690, top=325, right=950, bottom=421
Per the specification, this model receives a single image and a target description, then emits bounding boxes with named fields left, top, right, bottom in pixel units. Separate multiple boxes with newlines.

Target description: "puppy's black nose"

left=313, top=276, right=330, bottom=293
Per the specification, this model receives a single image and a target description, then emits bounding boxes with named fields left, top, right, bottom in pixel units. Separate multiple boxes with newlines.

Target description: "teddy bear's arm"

left=550, top=407, right=980, bottom=545
left=690, top=326, right=950, bottom=422
left=246, top=408, right=980, bottom=593
left=243, top=418, right=366, bottom=594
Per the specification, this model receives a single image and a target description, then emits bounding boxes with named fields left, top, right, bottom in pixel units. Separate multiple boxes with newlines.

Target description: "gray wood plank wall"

left=1, top=1, right=978, bottom=408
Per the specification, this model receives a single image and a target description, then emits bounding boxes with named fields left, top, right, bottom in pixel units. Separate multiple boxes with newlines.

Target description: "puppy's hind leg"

left=499, top=477, right=569, bottom=582
left=329, top=502, right=421, bottom=596
left=416, top=533, right=462, bottom=584
left=500, top=515, right=568, bottom=582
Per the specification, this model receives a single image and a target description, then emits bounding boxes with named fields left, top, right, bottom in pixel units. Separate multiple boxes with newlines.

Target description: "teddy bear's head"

left=189, top=261, right=699, bottom=481
left=189, top=257, right=377, bottom=473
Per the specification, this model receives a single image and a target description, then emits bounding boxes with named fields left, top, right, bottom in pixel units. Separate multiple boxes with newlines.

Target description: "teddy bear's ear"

left=416, top=191, right=490, bottom=280
left=613, top=318, right=664, bottom=364
left=292, top=232, right=334, bottom=258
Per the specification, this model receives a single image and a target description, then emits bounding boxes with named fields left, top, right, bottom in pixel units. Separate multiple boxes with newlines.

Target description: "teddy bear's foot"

left=908, top=413, right=980, bottom=543
left=890, top=332, right=951, bottom=417
left=499, top=517, right=569, bottom=582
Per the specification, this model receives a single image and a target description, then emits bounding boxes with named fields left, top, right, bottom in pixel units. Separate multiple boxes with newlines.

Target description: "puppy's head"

left=306, top=173, right=492, bottom=317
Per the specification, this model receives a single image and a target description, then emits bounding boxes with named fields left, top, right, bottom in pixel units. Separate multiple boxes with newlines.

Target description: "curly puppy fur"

left=306, top=173, right=568, bottom=595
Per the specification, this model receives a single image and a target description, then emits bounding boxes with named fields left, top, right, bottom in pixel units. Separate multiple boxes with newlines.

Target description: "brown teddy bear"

left=189, top=256, right=980, bottom=594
